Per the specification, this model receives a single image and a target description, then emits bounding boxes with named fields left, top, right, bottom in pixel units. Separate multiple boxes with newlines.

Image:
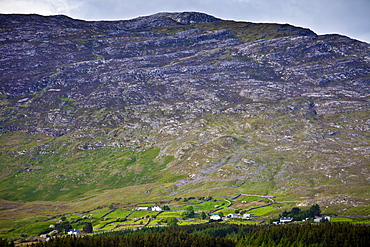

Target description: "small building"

left=227, top=213, right=239, bottom=218
left=314, top=216, right=331, bottom=223
left=280, top=217, right=293, bottom=223
left=243, top=213, right=253, bottom=219
left=136, top=206, right=162, bottom=211
left=210, top=214, right=222, bottom=220
left=68, top=229, right=81, bottom=235
left=135, top=206, right=149, bottom=211
left=149, top=206, right=162, bottom=211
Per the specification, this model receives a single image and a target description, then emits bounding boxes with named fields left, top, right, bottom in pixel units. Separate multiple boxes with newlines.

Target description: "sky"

left=1, top=0, right=370, bottom=43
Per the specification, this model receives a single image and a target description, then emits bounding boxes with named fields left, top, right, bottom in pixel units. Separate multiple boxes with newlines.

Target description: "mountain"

left=0, top=12, right=369, bottom=212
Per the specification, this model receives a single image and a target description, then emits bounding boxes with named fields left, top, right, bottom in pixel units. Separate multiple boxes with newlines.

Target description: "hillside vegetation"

left=0, top=12, right=369, bottom=238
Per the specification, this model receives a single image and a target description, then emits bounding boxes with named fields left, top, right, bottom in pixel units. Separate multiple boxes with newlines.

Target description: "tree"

left=309, top=204, right=321, bottom=218
left=281, top=210, right=289, bottom=217
left=181, top=206, right=195, bottom=218
left=200, top=212, right=207, bottom=220
left=55, top=220, right=72, bottom=234
left=291, top=207, right=301, bottom=216
left=83, top=222, right=93, bottom=233
left=166, top=217, right=178, bottom=226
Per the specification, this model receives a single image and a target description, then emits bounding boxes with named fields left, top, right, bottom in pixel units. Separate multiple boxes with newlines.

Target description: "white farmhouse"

left=149, top=206, right=162, bottom=211
left=227, top=213, right=239, bottom=218
left=314, top=216, right=331, bottom=223
left=243, top=213, right=253, bottom=219
left=280, top=217, right=293, bottom=223
left=210, top=214, right=222, bottom=220
left=68, top=229, right=81, bottom=235
left=135, top=206, right=149, bottom=211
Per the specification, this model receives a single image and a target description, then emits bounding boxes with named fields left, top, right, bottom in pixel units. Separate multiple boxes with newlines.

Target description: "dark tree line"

left=237, top=222, right=370, bottom=246
left=0, top=239, right=14, bottom=247
left=280, top=204, right=322, bottom=221
left=2, top=222, right=367, bottom=247
left=54, top=220, right=72, bottom=235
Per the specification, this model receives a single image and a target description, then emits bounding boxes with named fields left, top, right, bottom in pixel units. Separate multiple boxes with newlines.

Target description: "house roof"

left=280, top=217, right=293, bottom=222
left=68, top=229, right=81, bottom=234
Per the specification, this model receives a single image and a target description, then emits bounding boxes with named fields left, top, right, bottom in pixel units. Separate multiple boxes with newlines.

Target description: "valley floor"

left=1, top=194, right=370, bottom=242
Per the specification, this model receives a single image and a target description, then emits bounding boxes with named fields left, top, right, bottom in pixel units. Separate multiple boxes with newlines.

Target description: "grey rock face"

left=0, top=12, right=369, bottom=204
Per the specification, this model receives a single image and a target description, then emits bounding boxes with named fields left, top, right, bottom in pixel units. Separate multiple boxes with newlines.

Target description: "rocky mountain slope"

left=0, top=12, right=369, bottom=209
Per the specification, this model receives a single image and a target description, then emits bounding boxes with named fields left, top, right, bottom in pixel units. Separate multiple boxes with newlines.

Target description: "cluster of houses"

left=210, top=213, right=253, bottom=221
left=210, top=212, right=331, bottom=224
left=40, top=206, right=164, bottom=238
left=135, top=206, right=163, bottom=211
left=39, top=202, right=333, bottom=240
left=314, top=216, right=331, bottom=223
left=67, top=229, right=82, bottom=235
left=39, top=229, right=81, bottom=240
left=273, top=216, right=331, bottom=225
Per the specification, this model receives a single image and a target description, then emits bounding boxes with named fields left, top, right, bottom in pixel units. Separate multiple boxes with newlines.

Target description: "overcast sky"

left=1, top=0, right=370, bottom=43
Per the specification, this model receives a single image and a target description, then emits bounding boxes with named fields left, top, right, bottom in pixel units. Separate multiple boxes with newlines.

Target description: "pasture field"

left=331, top=217, right=370, bottom=224
left=157, top=211, right=182, bottom=218
left=105, top=210, right=132, bottom=218
left=247, top=206, right=276, bottom=216
left=129, top=211, right=158, bottom=219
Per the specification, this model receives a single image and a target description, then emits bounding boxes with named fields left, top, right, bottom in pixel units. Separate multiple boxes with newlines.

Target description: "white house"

left=135, top=206, right=162, bottom=211
left=227, top=213, right=239, bottom=218
left=149, top=206, right=162, bottom=211
left=314, top=216, right=331, bottom=223
left=243, top=213, right=253, bottom=219
left=210, top=214, right=222, bottom=220
left=135, top=206, right=149, bottom=211
left=280, top=217, right=293, bottom=223
left=67, top=229, right=81, bottom=235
